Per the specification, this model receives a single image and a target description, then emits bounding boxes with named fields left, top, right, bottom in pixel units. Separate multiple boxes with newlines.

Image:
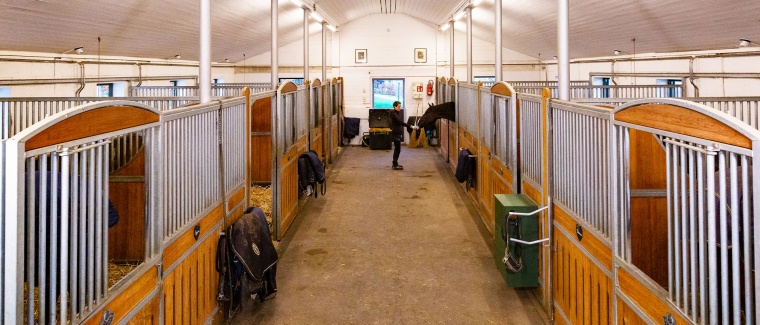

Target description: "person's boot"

left=392, top=165, right=404, bottom=170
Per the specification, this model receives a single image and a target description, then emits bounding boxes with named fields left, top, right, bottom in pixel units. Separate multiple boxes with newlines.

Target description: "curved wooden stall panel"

left=26, top=106, right=159, bottom=151
left=615, top=103, right=751, bottom=149
left=250, top=97, right=273, bottom=183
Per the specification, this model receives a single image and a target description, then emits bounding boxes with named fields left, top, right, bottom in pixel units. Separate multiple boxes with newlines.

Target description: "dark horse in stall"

left=415, top=101, right=456, bottom=131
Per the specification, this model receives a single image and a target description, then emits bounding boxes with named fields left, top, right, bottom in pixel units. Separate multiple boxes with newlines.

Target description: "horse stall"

left=310, top=79, right=324, bottom=159
left=546, top=98, right=615, bottom=325
left=611, top=99, right=760, bottom=324
left=456, top=82, right=479, bottom=193
left=435, top=77, right=450, bottom=162
left=272, top=82, right=309, bottom=240
left=446, top=78, right=458, bottom=167
left=326, top=78, right=343, bottom=164
left=1, top=93, right=250, bottom=324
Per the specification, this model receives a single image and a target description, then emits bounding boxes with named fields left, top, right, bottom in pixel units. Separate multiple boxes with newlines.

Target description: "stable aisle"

left=232, top=146, right=547, bottom=324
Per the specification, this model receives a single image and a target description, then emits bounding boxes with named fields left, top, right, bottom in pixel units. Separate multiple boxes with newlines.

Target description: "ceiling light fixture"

left=290, top=0, right=305, bottom=7
left=739, top=38, right=758, bottom=47
left=440, top=23, right=451, bottom=31
left=471, top=0, right=482, bottom=6
left=225, top=59, right=230, bottom=63
left=453, top=11, right=466, bottom=21
left=613, top=49, right=627, bottom=55
left=63, top=47, right=84, bottom=54
left=174, top=54, right=181, bottom=59
left=326, top=24, right=337, bottom=32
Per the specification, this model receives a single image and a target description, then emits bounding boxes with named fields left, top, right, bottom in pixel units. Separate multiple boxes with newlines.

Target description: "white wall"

left=542, top=50, right=760, bottom=97
left=0, top=51, right=235, bottom=97
left=336, top=14, right=440, bottom=145
left=235, top=28, right=335, bottom=84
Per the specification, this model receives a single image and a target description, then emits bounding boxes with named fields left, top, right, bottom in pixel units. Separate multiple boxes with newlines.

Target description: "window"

left=97, top=83, right=113, bottom=97
left=278, top=77, right=304, bottom=85
left=473, top=76, right=495, bottom=86
left=0, top=87, right=10, bottom=98
left=372, top=78, right=404, bottom=108
left=592, top=77, right=610, bottom=98
left=656, top=79, right=683, bottom=98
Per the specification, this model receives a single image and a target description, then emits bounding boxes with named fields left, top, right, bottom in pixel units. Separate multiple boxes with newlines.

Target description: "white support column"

left=557, top=0, right=570, bottom=100
left=271, top=0, right=278, bottom=87
left=303, top=8, right=309, bottom=82
left=449, top=20, right=455, bottom=79
left=322, top=22, right=327, bottom=82
left=199, top=0, right=211, bottom=103
left=466, top=6, right=473, bottom=83
left=495, top=0, right=503, bottom=82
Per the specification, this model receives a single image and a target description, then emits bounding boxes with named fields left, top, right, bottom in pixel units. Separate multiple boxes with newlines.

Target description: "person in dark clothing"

left=390, top=101, right=417, bottom=170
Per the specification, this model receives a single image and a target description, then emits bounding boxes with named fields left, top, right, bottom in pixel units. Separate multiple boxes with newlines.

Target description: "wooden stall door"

left=628, top=129, right=668, bottom=287
left=109, top=147, right=146, bottom=262
left=448, top=122, right=458, bottom=172
left=163, top=221, right=221, bottom=325
left=553, top=227, right=613, bottom=325
left=331, top=115, right=339, bottom=161
left=251, top=97, right=273, bottom=183
left=277, top=146, right=300, bottom=239
left=439, top=119, right=449, bottom=160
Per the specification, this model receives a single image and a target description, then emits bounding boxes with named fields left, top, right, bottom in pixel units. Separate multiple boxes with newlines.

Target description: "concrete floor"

left=231, top=146, right=548, bottom=324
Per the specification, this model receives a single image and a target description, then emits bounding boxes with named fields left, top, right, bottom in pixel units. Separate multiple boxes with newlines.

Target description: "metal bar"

left=303, top=8, right=309, bottom=83
left=688, top=148, right=697, bottom=318
left=466, top=6, right=472, bottom=82
left=25, top=158, right=36, bottom=324
left=271, top=0, right=278, bottom=87
left=729, top=153, right=740, bottom=324
left=557, top=0, right=570, bottom=100
left=494, top=0, right=502, bottom=81
left=199, top=0, right=211, bottom=103
left=509, top=205, right=550, bottom=217
left=39, top=155, right=48, bottom=325
left=510, top=238, right=550, bottom=246
left=718, top=151, right=728, bottom=324
left=60, top=148, right=70, bottom=325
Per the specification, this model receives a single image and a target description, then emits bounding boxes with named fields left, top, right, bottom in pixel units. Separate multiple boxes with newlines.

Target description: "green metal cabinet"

left=494, top=194, right=540, bottom=288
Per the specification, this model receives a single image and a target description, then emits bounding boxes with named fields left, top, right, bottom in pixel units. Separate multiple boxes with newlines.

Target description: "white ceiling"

left=1, top=0, right=759, bottom=63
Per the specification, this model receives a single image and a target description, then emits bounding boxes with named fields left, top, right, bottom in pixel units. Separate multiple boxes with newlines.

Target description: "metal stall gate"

left=517, top=90, right=551, bottom=306
left=323, top=79, right=334, bottom=164
left=548, top=99, right=614, bottom=325
left=611, top=98, right=760, bottom=324
left=517, top=84, right=684, bottom=100
left=161, top=96, right=249, bottom=325
left=273, top=82, right=306, bottom=240
left=3, top=101, right=162, bottom=325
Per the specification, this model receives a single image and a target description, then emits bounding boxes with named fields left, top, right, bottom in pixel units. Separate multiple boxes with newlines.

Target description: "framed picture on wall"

left=414, top=48, right=427, bottom=63
left=355, top=49, right=367, bottom=64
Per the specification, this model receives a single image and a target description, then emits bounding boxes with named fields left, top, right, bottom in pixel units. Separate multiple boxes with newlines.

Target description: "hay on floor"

left=250, top=185, right=274, bottom=234
left=407, top=128, right=429, bottom=148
